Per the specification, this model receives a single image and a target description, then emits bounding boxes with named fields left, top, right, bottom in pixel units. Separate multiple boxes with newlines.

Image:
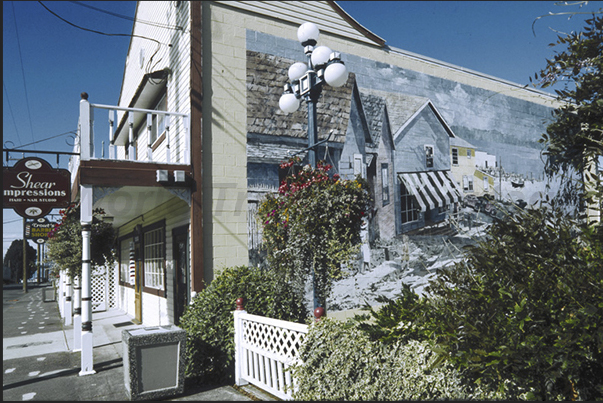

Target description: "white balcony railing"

left=70, top=94, right=190, bottom=183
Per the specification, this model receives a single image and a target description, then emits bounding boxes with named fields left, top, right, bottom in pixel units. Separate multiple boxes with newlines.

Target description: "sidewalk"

left=3, top=284, right=266, bottom=401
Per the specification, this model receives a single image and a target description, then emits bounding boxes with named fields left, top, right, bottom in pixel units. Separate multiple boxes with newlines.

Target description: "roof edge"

left=327, top=1, right=386, bottom=47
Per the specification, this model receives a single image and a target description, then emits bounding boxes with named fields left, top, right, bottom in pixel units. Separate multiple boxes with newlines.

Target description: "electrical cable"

left=38, top=1, right=166, bottom=46
left=11, top=2, right=36, bottom=150
left=68, top=1, right=184, bottom=31
left=3, top=81, right=23, bottom=147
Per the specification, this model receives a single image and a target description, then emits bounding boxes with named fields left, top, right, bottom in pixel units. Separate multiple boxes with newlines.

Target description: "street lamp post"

left=278, top=22, right=349, bottom=312
left=279, top=22, right=349, bottom=168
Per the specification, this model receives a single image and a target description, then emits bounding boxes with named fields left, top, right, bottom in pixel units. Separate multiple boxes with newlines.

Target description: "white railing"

left=234, top=298, right=311, bottom=400
left=71, top=94, right=190, bottom=179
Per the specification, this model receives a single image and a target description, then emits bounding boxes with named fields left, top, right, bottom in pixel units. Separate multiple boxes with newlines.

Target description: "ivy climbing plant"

left=258, top=157, right=371, bottom=310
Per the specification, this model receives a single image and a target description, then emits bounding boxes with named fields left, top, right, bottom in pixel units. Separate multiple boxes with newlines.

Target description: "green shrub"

left=352, top=283, right=434, bottom=344
left=425, top=206, right=603, bottom=400
left=290, top=318, right=508, bottom=400
left=178, top=265, right=308, bottom=385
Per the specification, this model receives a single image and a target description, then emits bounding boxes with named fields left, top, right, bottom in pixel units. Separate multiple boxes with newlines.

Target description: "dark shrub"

left=425, top=207, right=603, bottom=400
left=178, top=265, right=307, bottom=385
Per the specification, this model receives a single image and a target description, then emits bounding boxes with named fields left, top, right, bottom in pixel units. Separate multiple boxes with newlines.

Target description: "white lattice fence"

left=91, top=266, right=108, bottom=312
left=234, top=304, right=309, bottom=400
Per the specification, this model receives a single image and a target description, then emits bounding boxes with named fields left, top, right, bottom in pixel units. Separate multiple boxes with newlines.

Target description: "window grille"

left=144, top=227, right=165, bottom=290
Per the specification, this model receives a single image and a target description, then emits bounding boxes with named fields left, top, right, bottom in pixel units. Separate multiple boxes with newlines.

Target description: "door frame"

left=133, top=225, right=143, bottom=324
left=172, top=225, right=189, bottom=325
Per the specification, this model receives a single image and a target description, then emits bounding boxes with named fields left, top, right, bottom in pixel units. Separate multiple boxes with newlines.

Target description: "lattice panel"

left=242, top=320, right=306, bottom=360
left=107, top=265, right=117, bottom=308
left=91, top=266, right=107, bottom=312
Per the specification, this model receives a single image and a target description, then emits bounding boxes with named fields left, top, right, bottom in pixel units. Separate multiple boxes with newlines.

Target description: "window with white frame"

left=143, top=225, right=165, bottom=291
left=463, top=175, right=474, bottom=192
left=150, top=94, right=167, bottom=144
left=400, top=181, right=419, bottom=224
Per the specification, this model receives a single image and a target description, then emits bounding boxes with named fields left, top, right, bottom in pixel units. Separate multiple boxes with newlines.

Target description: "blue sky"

left=3, top=1, right=602, bottom=258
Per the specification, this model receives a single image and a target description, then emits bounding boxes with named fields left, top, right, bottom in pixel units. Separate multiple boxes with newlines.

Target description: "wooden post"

left=22, top=220, right=27, bottom=293
left=234, top=297, right=248, bottom=387
left=314, top=307, right=325, bottom=322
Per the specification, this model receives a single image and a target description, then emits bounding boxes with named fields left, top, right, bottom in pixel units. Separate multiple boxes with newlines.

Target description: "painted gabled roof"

left=247, top=50, right=354, bottom=142
left=450, top=136, right=476, bottom=149
left=392, top=99, right=457, bottom=143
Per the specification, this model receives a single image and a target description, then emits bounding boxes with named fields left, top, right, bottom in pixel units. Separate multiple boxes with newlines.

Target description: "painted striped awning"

left=397, top=171, right=462, bottom=212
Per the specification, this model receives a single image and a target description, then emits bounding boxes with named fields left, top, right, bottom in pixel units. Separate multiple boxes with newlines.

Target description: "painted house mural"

left=66, top=1, right=564, bottom=329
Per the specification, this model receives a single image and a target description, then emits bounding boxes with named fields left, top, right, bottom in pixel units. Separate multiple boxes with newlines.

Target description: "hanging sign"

left=24, top=217, right=56, bottom=244
left=3, top=157, right=71, bottom=218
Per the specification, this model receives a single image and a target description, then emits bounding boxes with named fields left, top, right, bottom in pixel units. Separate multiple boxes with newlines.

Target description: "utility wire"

left=10, top=1, right=36, bottom=150
left=3, top=81, right=23, bottom=147
left=38, top=1, right=165, bottom=46
left=68, top=1, right=183, bottom=31
left=11, top=130, right=77, bottom=149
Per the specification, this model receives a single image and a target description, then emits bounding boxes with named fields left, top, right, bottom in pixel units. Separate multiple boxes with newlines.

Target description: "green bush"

left=424, top=206, right=603, bottom=400
left=290, top=317, right=508, bottom=400
left=178, top=265, right=308, bottom=385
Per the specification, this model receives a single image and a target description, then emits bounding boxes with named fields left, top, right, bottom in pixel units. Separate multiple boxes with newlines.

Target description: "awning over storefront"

left=398, top=171, right=462, bottom=212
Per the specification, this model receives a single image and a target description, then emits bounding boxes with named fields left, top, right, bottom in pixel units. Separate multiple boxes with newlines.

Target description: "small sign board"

left=3, top=157, right=71, bottom=218
left=24, top=217, right=56, bottom=244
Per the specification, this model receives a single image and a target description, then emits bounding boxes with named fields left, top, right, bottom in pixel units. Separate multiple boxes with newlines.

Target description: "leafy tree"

left=258, top=158, right=370, bottom=310
left=46, top=203, right=116, bottom=279
left=532, top=11, right=603, bottom=217
left=3, top=239, right=37, bottom=282
left=424, top=205, right=603, bottom=400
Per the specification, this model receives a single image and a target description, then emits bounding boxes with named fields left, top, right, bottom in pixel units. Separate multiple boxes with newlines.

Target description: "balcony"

left=71, top=94, right=192, bottom=228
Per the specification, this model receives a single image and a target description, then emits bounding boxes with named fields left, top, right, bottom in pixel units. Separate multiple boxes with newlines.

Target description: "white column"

left=165, top=115, right=171, bottom=163
left=233, top=298, right=248, bottom=386
left=59, top=271, right=65, bottom=318
left=108, top=110, right=115, bottom=159
left=64, top=276, right=72, bottom=326
left=128, top=112, right=135, bottom=161
left=147, top=113, right=153, bottom=161
left=79, top=185, right=96, bottom=376
left=73, top=275, right=82, bottom=351
left=80, top=93, right=92, bottom=161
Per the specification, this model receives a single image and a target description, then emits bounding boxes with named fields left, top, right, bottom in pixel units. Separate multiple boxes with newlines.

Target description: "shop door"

left=173, top=226, right=189, bottom=325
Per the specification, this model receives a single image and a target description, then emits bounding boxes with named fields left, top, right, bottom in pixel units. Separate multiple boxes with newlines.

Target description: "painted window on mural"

left=452, top=148, right=458, bottom=165
left=400, top=181, right=419, bottom=224
left=425, top=145, right=434, bottom=168
left=463, top=175, right=474, bottom=192
left=381, top=163, right=390, bottom=206
left=484, top=176, right=489, bottom=191
left=467, top=149, right=472, bottom=159
left=144, top=226, right=165, bottom=290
